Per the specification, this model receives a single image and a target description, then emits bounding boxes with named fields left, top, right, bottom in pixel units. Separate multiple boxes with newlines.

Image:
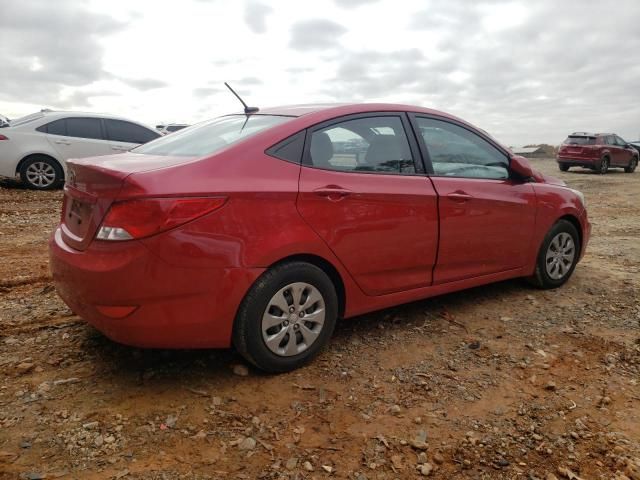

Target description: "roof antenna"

left=224, top=82, right=259, bottom=115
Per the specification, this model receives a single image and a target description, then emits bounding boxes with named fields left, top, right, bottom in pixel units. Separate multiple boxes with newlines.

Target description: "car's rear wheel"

left=625, top=156, right=638, bottom=173
left=528, top=219, right=580, bottom=289
left=558, top=163, right=569, bottom=172
left=598, top=156, right=609, bottom=174
left=19, top=156, right=63, bottom=190
left=233, top=261, right=338, bottom=373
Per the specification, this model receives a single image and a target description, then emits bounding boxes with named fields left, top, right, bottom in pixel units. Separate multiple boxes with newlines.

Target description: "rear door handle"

left=313, top=185, right=352, bottom=200
left=111, top=145, right=129, bottom=151
left=446, top=191, right=473, bottom=202
left=54, top=140, right=71, bottom=145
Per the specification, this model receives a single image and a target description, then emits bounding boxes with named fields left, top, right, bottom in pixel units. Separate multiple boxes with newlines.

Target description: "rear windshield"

left=9, top=112, right=44, bottom=127
left=564, top=136, right=596, bottom=145
left=133, top=115, right=292, bottom=157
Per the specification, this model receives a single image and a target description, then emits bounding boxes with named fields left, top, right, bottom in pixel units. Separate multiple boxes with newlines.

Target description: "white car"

left=0, top=110, right=160, bottom=189
left=158, top=123, right=189, bottom=135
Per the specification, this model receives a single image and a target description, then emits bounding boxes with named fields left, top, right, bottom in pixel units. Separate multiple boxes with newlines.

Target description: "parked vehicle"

left=628, top=140, right=640, bottom=156
left=557, top=132, right=638, bottom=174
left=49, top=103, right=590, bottom=372
left=158, top=123, right=189, bottom=135
left=0, top=111, right=161, bottom=189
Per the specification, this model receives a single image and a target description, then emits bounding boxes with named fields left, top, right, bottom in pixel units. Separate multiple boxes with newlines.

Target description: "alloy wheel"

left=25, top=161, right=56, bottom=188
left=261, top=282, right=326, bottom=356
left=545, top=232, right=576, bottom=280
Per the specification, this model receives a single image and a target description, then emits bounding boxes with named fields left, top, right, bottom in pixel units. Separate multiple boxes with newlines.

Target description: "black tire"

left=624, top=156, right=638, bottom=173
left=233, top=261, right=338, bottom=373
left=527, top=219, right=580, bottom=289
left=558, top=163, right=569, bottom=172
left=19, top=155, right=64, bottom=190
left=598, top=156, right=609, bottom=175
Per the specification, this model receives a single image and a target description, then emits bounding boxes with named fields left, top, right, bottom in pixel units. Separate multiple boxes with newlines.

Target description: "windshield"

left=564, top=136, right=595, bottom=145
left=133, top=115, right=293, bottom=157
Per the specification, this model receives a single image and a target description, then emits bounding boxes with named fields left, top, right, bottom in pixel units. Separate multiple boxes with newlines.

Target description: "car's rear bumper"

left=557, top=156, right=598, bottom=168
left=49, top=227, right=263, bottom=349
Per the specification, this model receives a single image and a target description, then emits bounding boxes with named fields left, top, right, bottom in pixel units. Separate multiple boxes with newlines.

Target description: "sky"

left=1, top=0, right=639, bottom=146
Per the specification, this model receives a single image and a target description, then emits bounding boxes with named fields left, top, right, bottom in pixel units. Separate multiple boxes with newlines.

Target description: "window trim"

left=300, top=112, right=426, bottom=176
left=407, top=113, right=512, bottom=180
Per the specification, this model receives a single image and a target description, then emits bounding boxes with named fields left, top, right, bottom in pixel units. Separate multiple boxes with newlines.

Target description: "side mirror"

left=510, top=155, right=534, bottom=179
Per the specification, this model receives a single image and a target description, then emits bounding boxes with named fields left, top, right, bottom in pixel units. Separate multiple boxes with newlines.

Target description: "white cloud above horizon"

left=0, top=0, right=639, bottom=145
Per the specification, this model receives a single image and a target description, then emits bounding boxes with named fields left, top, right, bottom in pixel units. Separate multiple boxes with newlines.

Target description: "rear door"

left=297, top=113, right=439, bottom=296
left=410, top=115, right=536, bottom=284
left=104, top=119, right=160, bottom=153
left=43, top=117, right=112, bottom=160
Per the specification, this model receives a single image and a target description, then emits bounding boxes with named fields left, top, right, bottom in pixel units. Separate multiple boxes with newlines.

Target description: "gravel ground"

left=0, top=158, right=639, bottom=480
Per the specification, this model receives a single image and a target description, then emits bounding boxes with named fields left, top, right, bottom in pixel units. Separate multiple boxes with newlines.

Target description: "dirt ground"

left=1, top=158, right=639, bottom=480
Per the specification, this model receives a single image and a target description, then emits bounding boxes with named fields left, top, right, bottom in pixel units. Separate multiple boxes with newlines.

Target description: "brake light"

left=0, top=134, right=8, bottom=140
left=96, top=196, right=227, bottom=241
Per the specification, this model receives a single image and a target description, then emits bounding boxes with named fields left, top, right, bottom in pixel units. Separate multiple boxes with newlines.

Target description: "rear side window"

left=105, top=119, right=159, bottom=144
left=37, top=119, right=67, bottom=135
left=133, top=114, right=292, bottom=157
left=307, top=116, right=416, bottom=174
left=564, top=136, right=596, bottom=145
left=266, top=131, right=305, bottom=163
left=416, top=117, right=508, bottom=179
left=66, top=118, right=103, bottom=140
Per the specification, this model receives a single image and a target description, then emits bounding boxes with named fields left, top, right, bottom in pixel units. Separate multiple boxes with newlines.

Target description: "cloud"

left=193, top=87, right=222, bottom=98
left=0, top=0, right=127, bottom=108
left=119, top=78, right=168, bottom=90
left=334, top=0, right=380, bottom=7
left=236, top=76, right=263, bottom=85
left=289, top=19, right=347, bottom=51
left=244, top=1, right=273, bottom=34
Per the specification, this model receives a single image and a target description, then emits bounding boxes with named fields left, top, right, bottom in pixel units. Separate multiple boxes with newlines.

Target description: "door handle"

left=446, top=191, right=473, bottom=202
left=54, top=140, right=71, bottom=145
left=313, top=185, right=352, bottom=200
left=111, top=146, right=129, bottom=151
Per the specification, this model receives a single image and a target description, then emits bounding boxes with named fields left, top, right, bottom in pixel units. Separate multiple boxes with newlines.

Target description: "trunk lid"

left=61, top=153, right=196, bottom=250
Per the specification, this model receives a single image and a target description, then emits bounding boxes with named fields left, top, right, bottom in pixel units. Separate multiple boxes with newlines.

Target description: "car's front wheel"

left=528, top=219, right=580, bottom=289
left=233, top=261, right=338, bottom=373
left=558, top=163, right=569, bottom=172
left=625, top=156, right=638, bottom=173
left=19, top=156, right=63, bottom=190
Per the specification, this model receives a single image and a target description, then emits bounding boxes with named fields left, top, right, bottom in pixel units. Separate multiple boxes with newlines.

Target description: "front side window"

left=105, top=119, right=159, bottom=144
left=415, top=117, right=508, bottom=179
left=133, top=115, right=292, bottom=157
left=65, top=117, right=103, bottom=140
left=308, top=116, right=416, bottom=174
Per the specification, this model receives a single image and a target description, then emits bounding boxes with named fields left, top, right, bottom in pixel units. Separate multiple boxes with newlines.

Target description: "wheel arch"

left=16, top=153, right=65, bottom=181
left=557, top=214, right=583, bottom=256
left=268, top=254, right=346, bottom=318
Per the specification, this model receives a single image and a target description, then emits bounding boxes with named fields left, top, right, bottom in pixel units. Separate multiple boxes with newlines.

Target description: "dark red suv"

left=557, top=132, right=638, bottom=174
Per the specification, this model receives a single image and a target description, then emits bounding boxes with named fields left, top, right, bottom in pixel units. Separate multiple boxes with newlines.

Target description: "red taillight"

left=97, top=196, right=227, bottom=241
left=0, top=134, right=8, bottom=140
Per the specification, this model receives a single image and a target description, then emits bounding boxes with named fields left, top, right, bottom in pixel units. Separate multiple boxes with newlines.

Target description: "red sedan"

left=49, top=104, right=590, bottom=372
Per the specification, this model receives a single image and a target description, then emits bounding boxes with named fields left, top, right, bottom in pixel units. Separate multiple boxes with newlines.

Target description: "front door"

left=297, top=114, right=439, bottom=296
left=411, top=115, right=537, bottom=284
